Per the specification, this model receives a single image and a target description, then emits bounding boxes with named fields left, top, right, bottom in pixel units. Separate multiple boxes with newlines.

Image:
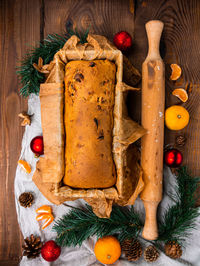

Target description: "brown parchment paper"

left=32, top=34, right=146, bottom=218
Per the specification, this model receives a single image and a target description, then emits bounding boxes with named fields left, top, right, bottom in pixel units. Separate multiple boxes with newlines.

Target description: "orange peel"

left=172, top=88, right=188, bottom=102
left=170, top=64, right=182, bottom=80
left=18, top=159, right=31, bottom=174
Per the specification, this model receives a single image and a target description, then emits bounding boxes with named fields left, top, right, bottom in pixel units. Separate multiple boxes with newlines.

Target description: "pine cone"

left=144, top=245, right=159, bottom=262
left=19, top=192, right=34, bottom=208
left=121, top=239, right=142, bottom=261
left=165, top=241, right=182, bottom=259
left=175, top=135, right=186, bottom=146
left=22, top=234, right=43, bottom=259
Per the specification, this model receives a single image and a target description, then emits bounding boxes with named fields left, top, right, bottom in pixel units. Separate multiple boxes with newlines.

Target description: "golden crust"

left=64, top=60, right=116, bottom=188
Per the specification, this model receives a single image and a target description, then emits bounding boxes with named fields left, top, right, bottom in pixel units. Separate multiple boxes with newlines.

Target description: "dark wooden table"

left=1, top=0, right=200, bottom=264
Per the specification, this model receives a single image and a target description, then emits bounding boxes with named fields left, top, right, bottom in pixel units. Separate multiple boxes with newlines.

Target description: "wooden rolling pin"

left=140, top=20, right=165, bottom=240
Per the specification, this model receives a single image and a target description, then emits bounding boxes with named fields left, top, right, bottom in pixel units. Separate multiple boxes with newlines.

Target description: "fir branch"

left=17, top=30, right=89, bottom=97
left=53, top=205, right=143, bottom=247
left=157, top=166, right=200, bottom=244
left=53, top=167, right=200, bottom=248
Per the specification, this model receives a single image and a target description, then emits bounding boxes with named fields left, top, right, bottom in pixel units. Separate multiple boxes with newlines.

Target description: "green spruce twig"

left=17, top=30, right=89, bottom=97
left=53, top=204, right=143, bottom=247
left=52, top=167, right=200, bottom=248
left=157, top=166, right=200, bottom=244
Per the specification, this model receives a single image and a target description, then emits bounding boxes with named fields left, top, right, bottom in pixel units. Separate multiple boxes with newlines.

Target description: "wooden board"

left=44, top=0, right=135, bottom=42
left=129, top=0, right=200, bottom=177
left=1, top=0, right=200, bottom=263
left=0, top=0, right=41, bottom=264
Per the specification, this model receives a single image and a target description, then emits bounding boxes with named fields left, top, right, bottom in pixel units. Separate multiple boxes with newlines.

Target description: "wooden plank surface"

left=44, top=0, right=135, bottom=42
left=1, top=0, right=200, bottom=263
left=0, top=0, right=41, bottom=263
left=129, top=0, right=200, bottom=177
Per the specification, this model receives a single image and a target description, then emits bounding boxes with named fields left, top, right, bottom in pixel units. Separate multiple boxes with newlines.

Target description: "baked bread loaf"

left=63, top=59, right=116, bottom=188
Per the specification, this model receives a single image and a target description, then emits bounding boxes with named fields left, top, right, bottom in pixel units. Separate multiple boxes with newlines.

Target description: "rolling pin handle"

left=142, top=200, right=159, bottom=240
left=145, top=20, right=164, bottom=57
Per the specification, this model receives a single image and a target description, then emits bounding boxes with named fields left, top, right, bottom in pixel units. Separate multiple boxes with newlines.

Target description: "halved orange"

left=170, top=64, right=182, bottom=80
left=172, top=88, right=188, bottom=102
left=18, top=159, right=31, bottom=174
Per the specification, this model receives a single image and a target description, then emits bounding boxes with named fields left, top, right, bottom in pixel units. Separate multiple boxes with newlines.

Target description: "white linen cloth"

left=15, top=94, right=200, bottom=266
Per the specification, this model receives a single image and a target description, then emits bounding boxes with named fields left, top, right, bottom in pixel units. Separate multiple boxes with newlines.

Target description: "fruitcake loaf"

left=63, top=59, right=116, bottom=188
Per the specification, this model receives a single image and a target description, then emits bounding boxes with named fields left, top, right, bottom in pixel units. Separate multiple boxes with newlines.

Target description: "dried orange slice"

left=170, top=64, right=182, bottom=80
left=36, top=205, right=52, bottom=214
left=172, top=88, right=188, bottom=102
left=18, top=159, right=31, bottom=174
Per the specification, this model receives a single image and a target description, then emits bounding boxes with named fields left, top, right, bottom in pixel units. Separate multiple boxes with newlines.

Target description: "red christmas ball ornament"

left=41, top=240, right=61, bottom=262
left=113, top=31, right=132, bottom=52
left=30, top=136, right=44, bottom=156
left=164, top=148, right=183, bottom=168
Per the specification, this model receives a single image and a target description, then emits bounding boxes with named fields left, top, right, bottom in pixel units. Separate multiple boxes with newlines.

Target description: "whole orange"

left=94, top=236, right=121, bottom=264
left=165, top=105, right=189, bottom=130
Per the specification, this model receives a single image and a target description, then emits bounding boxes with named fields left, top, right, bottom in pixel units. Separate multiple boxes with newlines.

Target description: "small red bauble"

left=41, top=240, right=61, bottom=262
left=30, top=136, right=44, bottom=156
left=113, top=31, right=132, bottom=52
left=164, top=148, right=183, bottom=168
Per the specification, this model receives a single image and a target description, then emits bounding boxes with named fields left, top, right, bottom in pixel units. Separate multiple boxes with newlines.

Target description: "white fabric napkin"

left=15, top=94, right=200, bottom=266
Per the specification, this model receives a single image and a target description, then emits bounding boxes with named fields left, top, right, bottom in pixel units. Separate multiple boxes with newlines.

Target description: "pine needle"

left=53, top=205, right=143, bottom=247
left=17, top=30, right=89, bottom=97
left=52, top=167, right=200, bottom=247
left=157, top=166, right=200, bottom=244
